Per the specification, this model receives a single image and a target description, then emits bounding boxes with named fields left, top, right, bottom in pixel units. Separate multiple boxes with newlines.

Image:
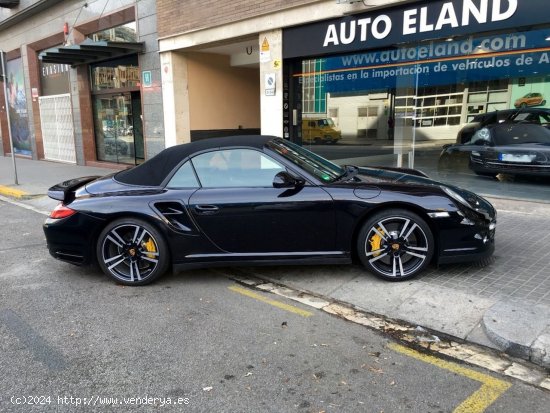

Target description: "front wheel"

left=96, top=218, right=170, bottom=285
left=357, top=209, right=434, bottom=281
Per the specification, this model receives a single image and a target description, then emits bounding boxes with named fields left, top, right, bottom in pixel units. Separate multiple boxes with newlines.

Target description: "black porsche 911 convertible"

left=44, top=135, right=496, bottom=285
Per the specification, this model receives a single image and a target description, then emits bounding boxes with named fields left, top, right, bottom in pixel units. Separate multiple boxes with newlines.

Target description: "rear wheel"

left=97, top=218, right=169, bottom=285
left=357, top=209, right=434, bottom=281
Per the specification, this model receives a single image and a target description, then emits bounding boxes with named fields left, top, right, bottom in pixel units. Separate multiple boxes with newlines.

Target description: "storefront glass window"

left=89, top=22, right=137, bottom=43
left=93, top=92, right=144, bottom=165
left=93, top=93, right=135, bottom=164
left=91, top=54, right=143, bottom=165
left=90, top=55, right=140, bottom=91
left=294, top=26, right=550, bottom=202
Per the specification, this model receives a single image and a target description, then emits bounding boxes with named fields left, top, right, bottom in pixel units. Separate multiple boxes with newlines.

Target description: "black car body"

left=44, top=135, right=496, bottom=285
left=440, top=123, right=550, bottom=177
left=456, top=108, right=550, bottom=144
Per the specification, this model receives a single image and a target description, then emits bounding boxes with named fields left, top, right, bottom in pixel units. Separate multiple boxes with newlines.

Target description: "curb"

left=482, top=302, right=550, bottom=368
left=0, top=185, right=29, bottom=199
left=218, top=269, right=550, bottom=391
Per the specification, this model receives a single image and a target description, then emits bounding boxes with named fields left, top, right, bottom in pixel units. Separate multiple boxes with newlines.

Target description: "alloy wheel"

left=100, top=223, right=161, bottom=284
left=360, top=212, right=433, bottom=280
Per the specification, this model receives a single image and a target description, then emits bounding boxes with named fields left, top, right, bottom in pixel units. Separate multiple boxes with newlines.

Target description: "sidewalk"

left=1, top=154, right=549, bottom=370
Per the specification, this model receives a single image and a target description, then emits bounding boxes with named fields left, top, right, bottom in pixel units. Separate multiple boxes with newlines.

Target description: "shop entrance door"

left=93, top=92, right=144, bottom=164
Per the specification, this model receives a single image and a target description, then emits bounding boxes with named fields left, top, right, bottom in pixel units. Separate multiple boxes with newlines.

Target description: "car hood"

left=343, top=166, right=494, bottom=214
left=353, top=166, right=440, bottom=186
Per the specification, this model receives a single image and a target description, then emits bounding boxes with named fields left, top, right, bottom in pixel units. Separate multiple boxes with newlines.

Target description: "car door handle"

left=194, top=205, right=219, bottom=215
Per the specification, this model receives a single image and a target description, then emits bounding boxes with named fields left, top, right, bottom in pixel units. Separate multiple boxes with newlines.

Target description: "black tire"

left=314, top=137, right=322, bottom=144
left=96, top=218, right=170, bottom=285
left=357, top=209, right=434, bottom=281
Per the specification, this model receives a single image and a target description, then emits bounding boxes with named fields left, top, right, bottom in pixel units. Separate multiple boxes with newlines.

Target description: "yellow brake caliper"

left=369, top=228, right=384, bottom=257
left=142, top=238, right=157, bottom=259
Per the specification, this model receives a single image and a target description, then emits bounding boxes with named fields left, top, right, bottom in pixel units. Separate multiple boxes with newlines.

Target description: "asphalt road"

left=1, top=200, right=549, bottom=412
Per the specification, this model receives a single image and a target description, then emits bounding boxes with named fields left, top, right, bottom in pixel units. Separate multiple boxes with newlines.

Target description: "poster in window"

left=6, top=57, right=31, bottom=156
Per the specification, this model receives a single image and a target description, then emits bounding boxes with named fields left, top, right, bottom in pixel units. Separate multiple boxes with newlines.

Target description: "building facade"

left=0, top=0, right=164, bottom=166
left=157, top=0, right=550, bottom=202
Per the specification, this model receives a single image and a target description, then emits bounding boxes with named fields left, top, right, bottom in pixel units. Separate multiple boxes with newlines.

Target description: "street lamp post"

left=0, top=50, right=19, bottom=185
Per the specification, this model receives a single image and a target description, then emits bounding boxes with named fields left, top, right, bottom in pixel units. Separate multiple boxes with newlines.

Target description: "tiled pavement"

left=421, top=208, right=550, bottom=307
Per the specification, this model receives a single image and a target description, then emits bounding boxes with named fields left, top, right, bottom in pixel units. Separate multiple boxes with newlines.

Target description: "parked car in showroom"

left=514, top=92, right=546, bottom=108
left=456, top=108, right=550, bottom=144
left=440, top=123, right=550, bottom=177
left=44, top=135, right=496, bottom=286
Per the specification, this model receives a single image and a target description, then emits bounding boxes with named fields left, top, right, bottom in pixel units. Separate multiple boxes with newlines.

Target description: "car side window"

left=166, top=161, right=200, bottom=188
left=191, top=149, right=285, bottom=188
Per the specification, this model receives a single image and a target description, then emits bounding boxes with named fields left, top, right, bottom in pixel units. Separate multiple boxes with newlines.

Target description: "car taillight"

left=50, top=204, right=76, bottom=219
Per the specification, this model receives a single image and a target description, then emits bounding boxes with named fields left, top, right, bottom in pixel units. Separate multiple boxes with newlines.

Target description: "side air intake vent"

left=152, top=201, right=196, bottom=233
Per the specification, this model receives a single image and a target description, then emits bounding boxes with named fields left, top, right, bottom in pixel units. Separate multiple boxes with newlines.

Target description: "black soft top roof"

left=115, top=135, right=277, bottom=186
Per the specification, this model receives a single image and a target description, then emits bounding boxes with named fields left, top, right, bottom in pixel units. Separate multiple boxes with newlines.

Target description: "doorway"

left=93, top=92, right=144, bottom=164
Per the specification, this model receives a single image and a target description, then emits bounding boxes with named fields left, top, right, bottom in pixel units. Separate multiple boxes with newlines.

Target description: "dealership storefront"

left=0, top=1, right=163, bottom=167
left=282, top=0, right=550, bottom=201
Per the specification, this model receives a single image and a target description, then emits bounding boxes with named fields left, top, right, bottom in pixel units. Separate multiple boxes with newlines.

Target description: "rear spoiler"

left=47, top=176, right=100, bottom=202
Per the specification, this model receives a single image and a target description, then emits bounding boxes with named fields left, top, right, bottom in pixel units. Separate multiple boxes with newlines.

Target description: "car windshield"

left=493, top=124, right=550, bottom=145
left=267, top=139, right=344, bottom=182
left=316, top=119, right=334, bottom=127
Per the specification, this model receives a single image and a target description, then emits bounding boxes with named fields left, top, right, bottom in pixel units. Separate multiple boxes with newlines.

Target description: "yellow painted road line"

left=388, top=343, right=511, bottom=413
left=0, top=185, right=28, bottom=199
left=228, top=285, right=314, bottom=318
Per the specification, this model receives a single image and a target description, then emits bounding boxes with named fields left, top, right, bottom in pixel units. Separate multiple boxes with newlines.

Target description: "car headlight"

left=441, top=186, right=472, bottom=210
left=472, top=127, right=490, bottom=143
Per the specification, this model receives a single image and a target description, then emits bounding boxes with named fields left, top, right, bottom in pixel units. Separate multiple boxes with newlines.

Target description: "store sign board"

left=297, top=28, right=550, bottom=93
left=284, top=0, right=549, bottom=58
left=40, top=62, right=70, bottom=96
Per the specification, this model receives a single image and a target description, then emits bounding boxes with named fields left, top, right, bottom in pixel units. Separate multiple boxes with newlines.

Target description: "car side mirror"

left=273, top=171, right=305, bottom=189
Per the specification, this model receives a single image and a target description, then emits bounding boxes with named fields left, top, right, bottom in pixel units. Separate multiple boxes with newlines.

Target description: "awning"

left=38, top=38, right=144, bottom=67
